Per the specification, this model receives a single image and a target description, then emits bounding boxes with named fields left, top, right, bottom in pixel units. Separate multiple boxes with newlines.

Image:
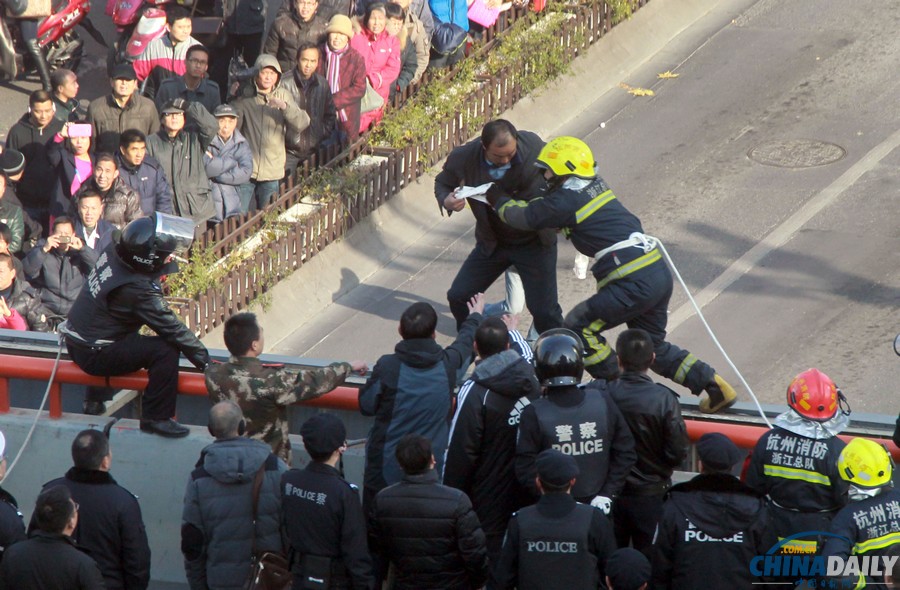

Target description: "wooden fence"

left=174, top=0, right=649, bottom=336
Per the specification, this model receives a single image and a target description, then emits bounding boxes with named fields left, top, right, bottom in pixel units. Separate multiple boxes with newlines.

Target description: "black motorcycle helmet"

left=533, top=328, right=585, bottom=387
left=116, top=213, right=195, bottom=274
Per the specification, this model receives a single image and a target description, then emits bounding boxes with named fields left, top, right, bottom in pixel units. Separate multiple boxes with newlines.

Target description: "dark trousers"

left=209, top=32, right=264, bottom=101
left=566, top=260, right=715, bottom=394
left=612, top=493, right=665, bottom=554
left=447, top=240, right=563, bottom=334
left=66, top=334, right=180, bottom=420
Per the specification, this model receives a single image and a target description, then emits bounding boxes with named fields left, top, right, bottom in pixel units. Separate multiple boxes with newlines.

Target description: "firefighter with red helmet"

left=745, top=369, right=851, bottom=570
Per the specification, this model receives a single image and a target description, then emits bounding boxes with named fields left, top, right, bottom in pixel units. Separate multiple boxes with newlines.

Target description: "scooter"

left=0, top=0, right=106, bottom=83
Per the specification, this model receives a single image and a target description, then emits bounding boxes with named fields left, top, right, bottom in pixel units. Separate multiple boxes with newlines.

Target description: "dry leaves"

left=619, top=83, right=655, bottom=97
left=657, top=71, right=679, bottom=79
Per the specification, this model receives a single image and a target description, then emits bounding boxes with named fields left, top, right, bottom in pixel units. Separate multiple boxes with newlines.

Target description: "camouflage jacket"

left=205, top=356, right=352, bottom=463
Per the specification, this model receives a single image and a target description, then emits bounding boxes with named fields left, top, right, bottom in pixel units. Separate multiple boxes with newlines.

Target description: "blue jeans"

left=250, top=179, right=280, bottom=212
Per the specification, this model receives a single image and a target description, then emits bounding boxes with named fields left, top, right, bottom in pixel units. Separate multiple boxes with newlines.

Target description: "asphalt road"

left=275, top=0, right=900, bottom=415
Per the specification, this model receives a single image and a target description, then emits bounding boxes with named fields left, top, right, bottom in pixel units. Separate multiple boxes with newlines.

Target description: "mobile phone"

left=56, top=235, right=71, bottom=244
left=68, top=123, right=92, bottom=138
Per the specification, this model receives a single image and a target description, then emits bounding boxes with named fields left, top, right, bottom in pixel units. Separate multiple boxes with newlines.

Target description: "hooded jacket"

left=73, top=177, right=143, bottom=231
left=204, top=129, right=253, bottom=222
left=651, top=473, right=767, bottom=589
left=443, top=348, right=541, bottom=538
left=38, top=468, right=150, bottom=590
left=146, top=101, right=218, bottom=224
left=264, top=9, right=329, bottom=74
left=5, top=113, right=64, bottom=211
left=232, top=58, right=310, bottom=182
left=117, top=153, right=175, bottom=216
left=182, top=438, right=286, bottom=590
left=607, top=372, right=688, bottom=495
left=359, top=311, right=481, bottom=505
left=23, top=239, right=99, bottom=316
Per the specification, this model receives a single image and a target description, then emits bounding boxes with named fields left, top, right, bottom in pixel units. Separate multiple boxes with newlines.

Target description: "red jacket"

left=318, top=44, right=367, bottom=141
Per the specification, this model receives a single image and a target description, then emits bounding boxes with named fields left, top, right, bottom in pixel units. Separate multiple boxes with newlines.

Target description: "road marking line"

left=667, top=126, right=900, bottom=332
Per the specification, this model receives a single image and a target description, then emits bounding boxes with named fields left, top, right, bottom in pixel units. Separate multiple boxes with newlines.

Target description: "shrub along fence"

left=171, top=0, right=649, bottom=337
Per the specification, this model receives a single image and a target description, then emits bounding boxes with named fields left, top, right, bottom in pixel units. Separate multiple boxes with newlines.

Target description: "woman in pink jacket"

left=351, top=3, right=402, bottom=134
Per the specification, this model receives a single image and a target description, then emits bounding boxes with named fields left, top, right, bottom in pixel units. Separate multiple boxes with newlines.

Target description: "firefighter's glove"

left=590, top=495, right=612, bottom=515
left=485, top=183, right=508, bottom=207
left=564, top=301, right=592, bottom=329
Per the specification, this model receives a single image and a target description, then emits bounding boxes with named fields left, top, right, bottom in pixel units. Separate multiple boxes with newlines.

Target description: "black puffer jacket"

left=371, top=470, right=488, bottom=590
left=443, top=349, right=540, bottom=538
left=0, top=487, right=26, bottom=563
left=606, top=372, right=688, bottom=495
left=1, top=277, right=50, bottom=331
left=23, top=242, right=99, bottom=316
left=37, top=468, right=151, bottom=590
left=264, top=10, right=329, bottom=74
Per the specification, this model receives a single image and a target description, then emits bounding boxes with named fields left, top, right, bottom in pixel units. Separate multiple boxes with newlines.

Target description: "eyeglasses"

left=187, top=59, right=208, bottom=66
left=297, top=0, right=317, bottom=5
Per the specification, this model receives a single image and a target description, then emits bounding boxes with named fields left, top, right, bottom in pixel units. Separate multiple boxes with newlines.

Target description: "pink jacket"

left=0, top=308, right=27, bottom=330
left=350, top=28, right=401, bottom=102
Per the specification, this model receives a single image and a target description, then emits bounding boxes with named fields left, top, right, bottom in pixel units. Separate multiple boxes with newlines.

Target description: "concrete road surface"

left=271, top=0, right=900, bottom=415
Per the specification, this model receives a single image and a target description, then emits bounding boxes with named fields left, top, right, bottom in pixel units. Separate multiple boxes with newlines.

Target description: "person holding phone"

left=49, top=122, right=94, bottom=220
left=23, top=215, right=97, bottom=322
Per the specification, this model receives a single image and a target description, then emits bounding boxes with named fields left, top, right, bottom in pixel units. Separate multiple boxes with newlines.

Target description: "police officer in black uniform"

left=61, top=213, right=209, bottom=438
left=0, top=431, right=26, bottom=563
left=495, top=448, right=616, bottom=590
left=281, top=414, right=374, bottom=590
left=485, top=136, right=737, bottom=414
left=515, top=329, right=636, bottom=514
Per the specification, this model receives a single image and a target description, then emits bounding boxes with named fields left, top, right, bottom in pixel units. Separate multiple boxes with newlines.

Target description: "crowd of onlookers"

left=0, top=0, right=529, bottom=334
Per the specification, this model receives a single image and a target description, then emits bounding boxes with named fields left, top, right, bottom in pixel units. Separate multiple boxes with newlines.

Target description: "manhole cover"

left=748, top=139, right=846, bottom=168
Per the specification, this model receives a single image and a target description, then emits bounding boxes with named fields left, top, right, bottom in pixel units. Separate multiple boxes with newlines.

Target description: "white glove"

left=590, top=495, right=612, bottom=515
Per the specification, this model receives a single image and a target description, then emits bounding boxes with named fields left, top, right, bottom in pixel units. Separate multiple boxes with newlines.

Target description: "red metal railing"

left=2, top=353, right=898, bottom=459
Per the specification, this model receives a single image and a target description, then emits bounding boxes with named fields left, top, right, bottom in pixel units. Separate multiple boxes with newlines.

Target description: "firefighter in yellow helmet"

left=822, top=438, right=900, bottom=588
left=485, top=136, right=737, bottom=412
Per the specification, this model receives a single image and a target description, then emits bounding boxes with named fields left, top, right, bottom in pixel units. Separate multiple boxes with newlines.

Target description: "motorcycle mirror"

left=894, top=333, right=900, bottom=357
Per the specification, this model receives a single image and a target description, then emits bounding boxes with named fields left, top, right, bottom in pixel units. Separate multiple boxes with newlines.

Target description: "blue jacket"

left=428, top=0, right=468, bottom=31
left=204, top=130, right=253, bottom=223
left=360, top=312, right=481, bottom=502
left=116, top=153, right=175, bottom=216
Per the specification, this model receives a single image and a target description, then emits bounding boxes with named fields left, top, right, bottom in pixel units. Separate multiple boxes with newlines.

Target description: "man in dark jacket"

left=280, top=42, right=338, bottom=173
left=494, top=449, right=616, bottom=590
left=73, top=154, right=144, bottom=230
left=23, top=216, right=97, bottom=321
left=265, top=0, right=330, bottom=73
left=443, top=316, right=541, bottom=562
left=0, top=175, right=24, bottom=254
left=0, top=485, right=105, bottom=589
left=88, top=64, right=161, bottom=154
left=516, top=329, right=636, bottom=510
left=371, top=434, right=488, bottom=590
left=61, top=214, right=209, bottom=434
left=435, top=119, right=563, bottom=333
left=117, top=129, right=175, bottom=216
left=5, top=89, right=64, bottom=233
left=73, top=191, right=116, bottom=254
left=35, top=429, right=151, bottom=590
left=651, top=433, right=766, bottom=589
left=147, top=98, right=218, bottom=227
left=154, top=44, right=221, bottom=118
left=182, top=402, right=286, bottom=590
left=359, top=295, right=484, bottom=514
left=282, top=414, right=374, bottom=590
left=0, top=252, right=50, bottom=331
left=607, top=328, right=688, bottom=553
left=0, top=431, right=27, bottom=563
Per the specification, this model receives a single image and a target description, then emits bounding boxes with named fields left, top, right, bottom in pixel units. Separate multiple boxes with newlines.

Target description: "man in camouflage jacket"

left=205, top=312, right=367, bottom=464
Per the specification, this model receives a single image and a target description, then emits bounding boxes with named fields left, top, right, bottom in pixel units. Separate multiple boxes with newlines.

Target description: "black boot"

left=24, top=38, right=51, bottom=91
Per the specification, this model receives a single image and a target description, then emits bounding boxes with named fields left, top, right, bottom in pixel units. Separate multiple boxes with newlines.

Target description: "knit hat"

left=0, top=149, right=26, bottom=177
left=605, top=548, right=651, bottom=590
left=326, top=14, right=354, bottom=39
left=696, top=432, right=742, bottom=471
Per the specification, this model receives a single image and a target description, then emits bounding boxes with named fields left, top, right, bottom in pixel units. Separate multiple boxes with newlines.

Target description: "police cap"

left=536, top=448, right=578, bottom=486
left=300, top=414, right=346, bottom=457
left=605, top=548, right=651, bottom=590
left=696, top=432, right=742, bottom=471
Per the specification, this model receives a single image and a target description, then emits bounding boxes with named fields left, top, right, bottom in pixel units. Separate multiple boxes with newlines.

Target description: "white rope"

left=1, top=335, right=65, bottom=483
left=594, top=233, right=772, bottom=428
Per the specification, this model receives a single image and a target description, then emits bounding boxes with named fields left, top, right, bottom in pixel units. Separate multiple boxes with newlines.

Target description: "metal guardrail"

left=172, top=0, right=643, bottom=338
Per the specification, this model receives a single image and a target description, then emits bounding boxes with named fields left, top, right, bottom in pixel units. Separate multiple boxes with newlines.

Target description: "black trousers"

left=612, top=493, right=665, bottom=554
left=209, top=32, right=264, bottom=101
left=447, top=240, right=563, bottom=334
left=67, top=334, right=180, bottom=421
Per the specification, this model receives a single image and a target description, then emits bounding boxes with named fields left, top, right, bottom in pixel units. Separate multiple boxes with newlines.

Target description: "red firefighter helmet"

left=786, top=368, right=839, bottom=421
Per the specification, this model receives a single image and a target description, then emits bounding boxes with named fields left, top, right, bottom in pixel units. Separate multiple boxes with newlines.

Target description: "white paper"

left=455, top=182, right=494, bottom=204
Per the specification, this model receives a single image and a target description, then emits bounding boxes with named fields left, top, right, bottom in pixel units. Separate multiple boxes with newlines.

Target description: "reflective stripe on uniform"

left=595, top=249, right=662, bottom=290
left=776, top=536, right=818, bottom=554
left=674, top=353, right=698, bottom=384
left=763, top=464, right=831, bottom=486
left=853, top=531, right=900, bottom=555
left=582, top=318, right=612, bottom=367
left=575, top=190, right=615, bottom=223
left=497, top=197, right=532, bottom=223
